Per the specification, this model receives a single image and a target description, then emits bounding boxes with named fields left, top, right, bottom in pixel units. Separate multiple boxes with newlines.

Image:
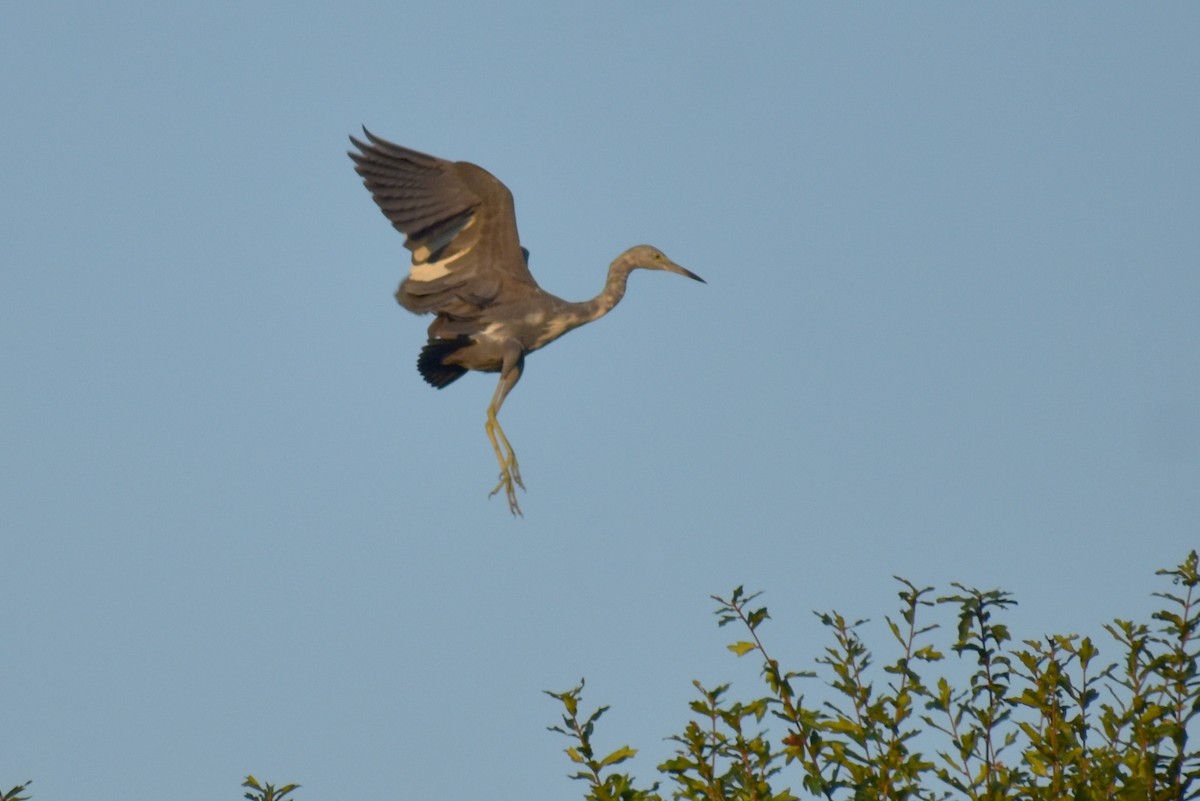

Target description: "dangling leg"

left=486, top=389, right=523, bottom=514
left=489, top=410, right=523, bottom=490
left=485, top=345, right=525, bottom=516
left=486, top=406, right=523, bottom=514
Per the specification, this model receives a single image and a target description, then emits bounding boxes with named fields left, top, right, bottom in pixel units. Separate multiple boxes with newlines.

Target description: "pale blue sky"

left=3, top=3, right=1198, bottom=800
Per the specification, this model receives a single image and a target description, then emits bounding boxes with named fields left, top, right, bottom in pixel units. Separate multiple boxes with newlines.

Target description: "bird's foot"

left=489, top=465, right=524, bottom=517
left=508, top=453, right=525, bottom=491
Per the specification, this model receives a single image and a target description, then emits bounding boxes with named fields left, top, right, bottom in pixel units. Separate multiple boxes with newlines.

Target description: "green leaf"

left=599, top=745, right=638, bottom=767
left=913, top=644, right=944, bottom=661
left=659, top=756, right=694, bottom=772
left=823, top=717, right=863, bottom=736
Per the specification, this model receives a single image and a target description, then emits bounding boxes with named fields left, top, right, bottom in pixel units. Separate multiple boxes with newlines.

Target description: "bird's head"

left=620, top=244, right=706, bottom=283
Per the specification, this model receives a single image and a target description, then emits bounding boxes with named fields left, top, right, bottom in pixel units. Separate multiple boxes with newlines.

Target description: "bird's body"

left=349, top=129, right=703, bottom=515
left=417, top=251, right=666, bottom=379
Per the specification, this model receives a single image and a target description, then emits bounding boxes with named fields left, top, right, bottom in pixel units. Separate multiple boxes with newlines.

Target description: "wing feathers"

left=349, top=129, right=540, bottom=318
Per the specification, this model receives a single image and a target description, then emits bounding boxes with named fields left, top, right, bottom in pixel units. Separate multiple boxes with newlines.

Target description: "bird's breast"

left=528, top=315, right=578, bottom=351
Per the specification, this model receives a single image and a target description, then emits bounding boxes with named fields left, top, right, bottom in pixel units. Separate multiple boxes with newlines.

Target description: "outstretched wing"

left=348, top=129, right=540, bottom=318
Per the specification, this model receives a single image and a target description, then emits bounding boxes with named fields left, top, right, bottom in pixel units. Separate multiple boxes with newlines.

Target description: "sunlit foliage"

left=548, top=552, right=1198, bottom=801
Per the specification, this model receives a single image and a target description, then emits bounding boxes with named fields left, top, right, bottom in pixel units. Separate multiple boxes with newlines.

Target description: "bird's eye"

left=653, top=253, right=662, bottom=260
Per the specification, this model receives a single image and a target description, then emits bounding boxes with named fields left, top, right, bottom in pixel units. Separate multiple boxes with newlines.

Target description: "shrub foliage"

left=547, top=552, right=1199, bottom=801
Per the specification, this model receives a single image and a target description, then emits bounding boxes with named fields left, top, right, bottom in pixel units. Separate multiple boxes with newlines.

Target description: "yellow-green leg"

left=484, top=349, right=526, bottom=517
left=486, top=403, right=524, bottom=516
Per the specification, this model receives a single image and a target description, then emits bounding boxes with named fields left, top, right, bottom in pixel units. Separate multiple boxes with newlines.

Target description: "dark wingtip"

left=348, top=126, right=370, bottom=160
left=348, top=125, right=380, bottom=152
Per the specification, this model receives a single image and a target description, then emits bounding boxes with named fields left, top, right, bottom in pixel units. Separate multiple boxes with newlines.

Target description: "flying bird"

left=348, top=129, right=704, bottom=516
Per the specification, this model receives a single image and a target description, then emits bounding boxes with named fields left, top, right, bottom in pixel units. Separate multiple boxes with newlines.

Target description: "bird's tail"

left=417, top=336, right=471, bottom=388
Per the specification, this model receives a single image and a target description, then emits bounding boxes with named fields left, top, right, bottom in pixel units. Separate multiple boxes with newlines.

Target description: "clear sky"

left=3, top=3, right=1198, bottom=800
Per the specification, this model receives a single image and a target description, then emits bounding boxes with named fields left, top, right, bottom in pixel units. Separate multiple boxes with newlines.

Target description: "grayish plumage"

left=349, top=128, right=704, bottom=516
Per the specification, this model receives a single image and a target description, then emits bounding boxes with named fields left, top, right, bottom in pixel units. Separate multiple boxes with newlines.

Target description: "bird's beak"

left=666, top=260, right=706, bottom=284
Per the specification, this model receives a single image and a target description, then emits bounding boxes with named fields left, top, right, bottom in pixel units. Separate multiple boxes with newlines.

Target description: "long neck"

left=527, top=256, right=637, bottom=353
left=577, top=256, right=637, bottom=323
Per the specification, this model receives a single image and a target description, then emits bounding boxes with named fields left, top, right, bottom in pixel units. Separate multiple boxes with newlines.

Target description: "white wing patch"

left=408, top=217, right=478, bottom=282
left=409, top=246, right=470, bottom=282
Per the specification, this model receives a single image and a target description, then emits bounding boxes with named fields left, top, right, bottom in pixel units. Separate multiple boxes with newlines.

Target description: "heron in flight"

left=349, top=129, right=704, bottom=516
